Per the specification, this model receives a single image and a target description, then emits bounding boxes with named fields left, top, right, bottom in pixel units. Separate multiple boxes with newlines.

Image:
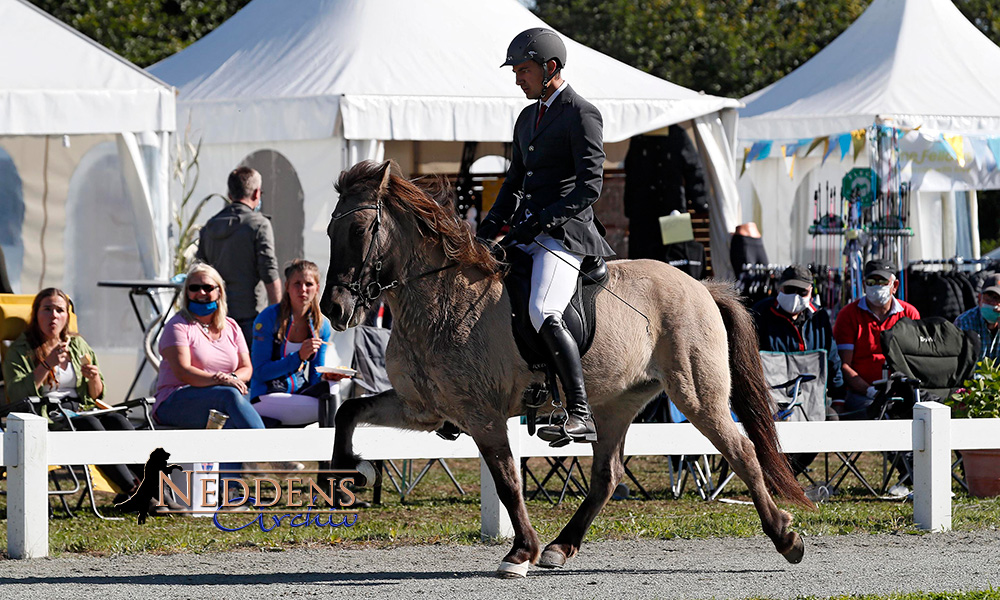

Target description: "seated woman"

left=250, top=259, right=346, bottom=427
left=1, top=288, right=145, bottom=504
left=153, top=262, right=263, bottom=429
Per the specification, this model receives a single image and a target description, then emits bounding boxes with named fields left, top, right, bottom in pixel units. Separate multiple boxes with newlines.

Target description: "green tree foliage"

left=533, top=0, right=873, bottom=98
left=28, top=0, right=250, bottom=67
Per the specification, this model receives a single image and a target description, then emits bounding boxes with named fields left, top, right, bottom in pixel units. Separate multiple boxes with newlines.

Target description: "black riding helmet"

left=501, top=27, right=567, bottom=70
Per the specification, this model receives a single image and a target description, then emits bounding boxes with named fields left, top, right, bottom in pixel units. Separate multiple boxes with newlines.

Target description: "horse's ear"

left=377, top=160, right=393, bottom=196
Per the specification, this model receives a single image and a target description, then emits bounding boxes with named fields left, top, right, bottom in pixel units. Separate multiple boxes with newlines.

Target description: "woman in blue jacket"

left=250, top=259, right=345, bottom=426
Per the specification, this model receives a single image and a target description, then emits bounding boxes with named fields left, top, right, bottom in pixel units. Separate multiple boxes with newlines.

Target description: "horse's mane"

left=336, top=161, right=502, bottom=277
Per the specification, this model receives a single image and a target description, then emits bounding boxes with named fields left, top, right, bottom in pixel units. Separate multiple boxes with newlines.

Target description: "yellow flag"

left=944, top=135, right=966, bottom=167
left=851, top=129, right=866, bottom=162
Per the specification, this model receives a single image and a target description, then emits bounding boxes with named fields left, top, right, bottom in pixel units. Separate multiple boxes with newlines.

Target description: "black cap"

left=981, top=274, right=1000, bottom=296
left=778, top=265, right=812, bottom=291
left=864, top=258, right=897, bottom=281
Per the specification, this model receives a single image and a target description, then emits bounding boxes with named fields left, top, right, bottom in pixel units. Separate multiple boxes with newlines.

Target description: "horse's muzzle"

left=320, top=285, right=356, bottom=331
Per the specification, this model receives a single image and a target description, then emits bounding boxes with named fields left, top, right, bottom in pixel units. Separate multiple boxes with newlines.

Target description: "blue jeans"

left=155, top=385, right=265, bottom=495
left=840, top=390, right=874, bottom=421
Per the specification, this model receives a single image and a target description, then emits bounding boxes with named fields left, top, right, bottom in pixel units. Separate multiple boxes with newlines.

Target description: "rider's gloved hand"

left=476, top=216, right=502, bottom=241
left=508, top=213, right=541, bottom=245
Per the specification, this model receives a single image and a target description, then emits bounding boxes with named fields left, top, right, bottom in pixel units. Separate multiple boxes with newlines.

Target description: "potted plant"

left=948, top=357, right=1000, bottom=497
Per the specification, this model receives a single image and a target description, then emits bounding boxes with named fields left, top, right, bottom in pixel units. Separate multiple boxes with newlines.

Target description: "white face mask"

left=865, top=283, right=894, bottom=306
left=776, top=291, right=809, bottom=315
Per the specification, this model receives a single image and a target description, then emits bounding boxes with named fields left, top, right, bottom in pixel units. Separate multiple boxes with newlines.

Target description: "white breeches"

left=522, top=234, right=584, bottom=332
left=253, top=385, right=339, bottom=427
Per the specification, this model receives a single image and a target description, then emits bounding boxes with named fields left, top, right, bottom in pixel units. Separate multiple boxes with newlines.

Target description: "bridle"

left=329, top=196, right=399, bottom=310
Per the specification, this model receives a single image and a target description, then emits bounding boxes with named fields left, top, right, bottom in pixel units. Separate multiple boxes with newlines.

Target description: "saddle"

left=504, top=245, right=608, bottom=370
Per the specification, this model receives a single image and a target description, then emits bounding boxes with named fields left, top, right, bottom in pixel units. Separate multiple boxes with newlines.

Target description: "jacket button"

left=527, top=171, right=533, bottom=177
left=528, top=145, right=534, bottom=151
left=525, top=194, right=532, bottom=200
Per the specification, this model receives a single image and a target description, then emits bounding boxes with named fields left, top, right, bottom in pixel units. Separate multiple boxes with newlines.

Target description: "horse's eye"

left=350, top=222, right=365, bottom=238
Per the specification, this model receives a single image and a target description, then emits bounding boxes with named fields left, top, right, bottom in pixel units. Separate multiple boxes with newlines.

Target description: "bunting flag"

left=967, top=137, right=996, bottom=172
left=943, top=135, right=966, bottom=167
left=839, top=133, right=851, bottom=160
left=988, top=138, right=1000, bottom=170
left=822, top=135, right=840, bottom=164
left=741, top=146, right=750, bottom=176
left=851, top=129, right=866, bottom=161
left=805, top=136, right=828, bottom=158
left=780, top=145, right=796, bottom=179
left=758, top=140, right=772, bottom=161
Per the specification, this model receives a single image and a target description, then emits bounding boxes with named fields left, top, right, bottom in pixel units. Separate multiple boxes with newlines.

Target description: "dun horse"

left=322, top=160, right=812, bottom=578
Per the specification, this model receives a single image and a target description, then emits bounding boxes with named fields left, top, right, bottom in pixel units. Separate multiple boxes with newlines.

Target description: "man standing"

left=477, top=28, right=614, bottom=445
left=833, top=259, right=920, bottom=419
left=955, top=273, right=1000, bottom=361
left=197, top=167, right=281, bottom=343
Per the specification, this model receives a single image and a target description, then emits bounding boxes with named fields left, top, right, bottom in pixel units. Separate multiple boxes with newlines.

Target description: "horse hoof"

left=537, top=549, right=566, bottom=569
left=496, top=560, right=530, bottom=578
left=355, top=460, right=378, bottom=487
left=780, top=533, right=805, bottom=564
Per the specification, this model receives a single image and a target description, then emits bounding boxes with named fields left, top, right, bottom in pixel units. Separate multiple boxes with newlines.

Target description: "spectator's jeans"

left=840, top=390, right=874, bottom=421
left=155, top=385, right=265, bottom=496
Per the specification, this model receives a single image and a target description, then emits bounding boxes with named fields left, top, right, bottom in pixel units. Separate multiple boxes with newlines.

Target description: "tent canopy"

left=150, top=0, right=738, bottom=144
left=740, top=0, right=1000, bottom=140
left=0, top=0, right=175, bottom=135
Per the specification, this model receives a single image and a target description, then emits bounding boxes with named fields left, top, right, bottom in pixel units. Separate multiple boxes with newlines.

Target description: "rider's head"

left=502, top=28, right=566, bottom=101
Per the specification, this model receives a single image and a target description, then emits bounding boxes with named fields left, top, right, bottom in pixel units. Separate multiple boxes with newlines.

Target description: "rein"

left=330, top=198, right=459, bottom=309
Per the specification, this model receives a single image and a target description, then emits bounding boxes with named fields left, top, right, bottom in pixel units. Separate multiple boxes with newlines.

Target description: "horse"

left=321, top=159, right=812, bottom=578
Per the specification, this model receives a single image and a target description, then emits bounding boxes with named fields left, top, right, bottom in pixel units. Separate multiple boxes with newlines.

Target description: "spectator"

left=833, top=259, right=920, bottom=419
left=1, top=288, right=169, bottom=510
left=250, top=259, right=347, bottom=427
left=153, top=263, right=263, bottom=506
left=197, top=166, right=282, bottom=344
left=955, top=273, right=1000, bottom=361
left=752, top=265, right=844, bottom=413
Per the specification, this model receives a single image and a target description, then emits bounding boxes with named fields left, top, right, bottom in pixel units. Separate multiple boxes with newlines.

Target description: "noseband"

left=329, top=197, right=399, bottom=310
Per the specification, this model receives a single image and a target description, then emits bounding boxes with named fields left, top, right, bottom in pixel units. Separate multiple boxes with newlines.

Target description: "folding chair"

left=761, top=350, right=827, bottom=491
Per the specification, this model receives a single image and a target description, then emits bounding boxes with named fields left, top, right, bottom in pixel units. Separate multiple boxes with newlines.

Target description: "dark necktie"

left=535, top=103, right=547, bottom=129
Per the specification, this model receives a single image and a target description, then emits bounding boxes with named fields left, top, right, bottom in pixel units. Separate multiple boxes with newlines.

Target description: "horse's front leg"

left=331, top=389, right=401, bottom=486
left=539, top=407, right=632, bottom=569
left=472, top=424, right=541, bottom=578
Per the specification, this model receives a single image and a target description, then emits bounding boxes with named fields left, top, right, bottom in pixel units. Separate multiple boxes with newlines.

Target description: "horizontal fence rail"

left=3, top=403, right=1000, bottom=559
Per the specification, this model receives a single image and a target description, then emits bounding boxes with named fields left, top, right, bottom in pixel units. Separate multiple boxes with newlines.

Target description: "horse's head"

left=321, top=160, right=401, bottom=331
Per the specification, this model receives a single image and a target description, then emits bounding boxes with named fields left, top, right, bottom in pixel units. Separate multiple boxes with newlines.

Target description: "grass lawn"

left=3, top=453, right=1000, bottom=557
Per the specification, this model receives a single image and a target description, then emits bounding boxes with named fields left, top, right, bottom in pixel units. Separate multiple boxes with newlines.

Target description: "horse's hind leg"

left=684, top=407, right=801, bottom=559
left=473, top=425, right=541, bottom=578
left=538, top=407, right=632, bottom=569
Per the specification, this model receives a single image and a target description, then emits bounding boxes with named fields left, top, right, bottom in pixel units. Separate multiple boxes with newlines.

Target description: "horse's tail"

left=706, top=281, right=814, bottom=509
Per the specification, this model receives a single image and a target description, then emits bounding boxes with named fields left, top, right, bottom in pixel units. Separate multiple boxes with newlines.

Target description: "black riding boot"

left=536, top=315, right=598, bottom=444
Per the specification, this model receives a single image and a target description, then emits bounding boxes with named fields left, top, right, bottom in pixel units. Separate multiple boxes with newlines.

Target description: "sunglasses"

left=187, top=284, right=218, bottom=293
left=780, top=287, right=810, bottom=297
left=864, top=278, right=891, bottom=287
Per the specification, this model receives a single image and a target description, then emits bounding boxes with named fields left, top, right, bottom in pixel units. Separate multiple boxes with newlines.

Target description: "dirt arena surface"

left=2, top=530, right=999, bottom=599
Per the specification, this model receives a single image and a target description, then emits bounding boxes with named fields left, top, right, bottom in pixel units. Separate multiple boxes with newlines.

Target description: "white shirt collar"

left=858, top=295, right=903, bottom=316
left=540, top=81, right=568, bottom=108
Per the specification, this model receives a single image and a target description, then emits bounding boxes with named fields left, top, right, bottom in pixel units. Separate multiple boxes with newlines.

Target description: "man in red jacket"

left=833, top=259, right=920, bottom=419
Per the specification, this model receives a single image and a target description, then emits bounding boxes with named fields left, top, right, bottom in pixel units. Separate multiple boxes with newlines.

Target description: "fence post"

left=480, top=417, right=520, bottom=540
left=912, top=401, right=951, bottom=532
left=5, top=413, right=49, bottom=559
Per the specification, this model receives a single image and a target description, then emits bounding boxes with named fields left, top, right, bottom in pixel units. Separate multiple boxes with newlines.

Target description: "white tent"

left=738, top=0, right=1000, bottom=266
left=148, top=0, right=743, bottom=287
left=0, top=0, right=175, bottom=395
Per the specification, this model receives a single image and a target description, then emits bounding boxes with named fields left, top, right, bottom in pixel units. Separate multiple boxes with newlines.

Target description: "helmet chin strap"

left=535, top=61, right=553, bottom=100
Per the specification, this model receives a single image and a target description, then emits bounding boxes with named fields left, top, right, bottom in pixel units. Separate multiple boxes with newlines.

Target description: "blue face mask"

left=188, top=299, right=219, bottom=317
left=981, top=305, right=1000, bottom=324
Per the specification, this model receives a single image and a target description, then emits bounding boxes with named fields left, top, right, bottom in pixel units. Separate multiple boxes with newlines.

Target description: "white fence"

left=3, top=401, right=999, bottom=559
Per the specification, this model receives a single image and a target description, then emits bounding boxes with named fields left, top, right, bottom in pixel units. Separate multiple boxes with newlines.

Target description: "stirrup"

left=537, top=423, right=597, bottom=447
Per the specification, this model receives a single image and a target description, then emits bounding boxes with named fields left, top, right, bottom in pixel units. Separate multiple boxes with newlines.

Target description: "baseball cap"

left=864, top=258, right=897, bottom=281
left=778, top=265, right=812, bottom=291
left=982, top=274, right=1000, bottom=296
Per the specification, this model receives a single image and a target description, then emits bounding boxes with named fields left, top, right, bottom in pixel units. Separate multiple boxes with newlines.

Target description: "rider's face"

left=513, top=60, right=545, bottom=100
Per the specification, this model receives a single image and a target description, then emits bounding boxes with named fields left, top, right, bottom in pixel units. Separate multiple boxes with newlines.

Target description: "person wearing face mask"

left=196, top=166, right=282, bottom=345
left=954, top=273, right=1000, bottom=361
left=833, top=259, right=920, bottom=419
left=752, top=265, right=844, bottom=408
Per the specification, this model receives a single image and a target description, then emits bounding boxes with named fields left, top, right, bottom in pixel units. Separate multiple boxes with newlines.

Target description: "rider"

left=477, top=28, right=615, bottom=444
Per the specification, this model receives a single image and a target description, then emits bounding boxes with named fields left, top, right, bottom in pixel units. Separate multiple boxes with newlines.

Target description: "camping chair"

left=761, top=350, right=828, bottom=490
left=350, top=325, right=465, bottom=504
left=876, top=317, right=979, bottom=493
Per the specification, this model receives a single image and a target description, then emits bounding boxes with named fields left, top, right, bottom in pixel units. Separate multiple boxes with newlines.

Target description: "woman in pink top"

left=154, top=262, right=264, bottom=432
